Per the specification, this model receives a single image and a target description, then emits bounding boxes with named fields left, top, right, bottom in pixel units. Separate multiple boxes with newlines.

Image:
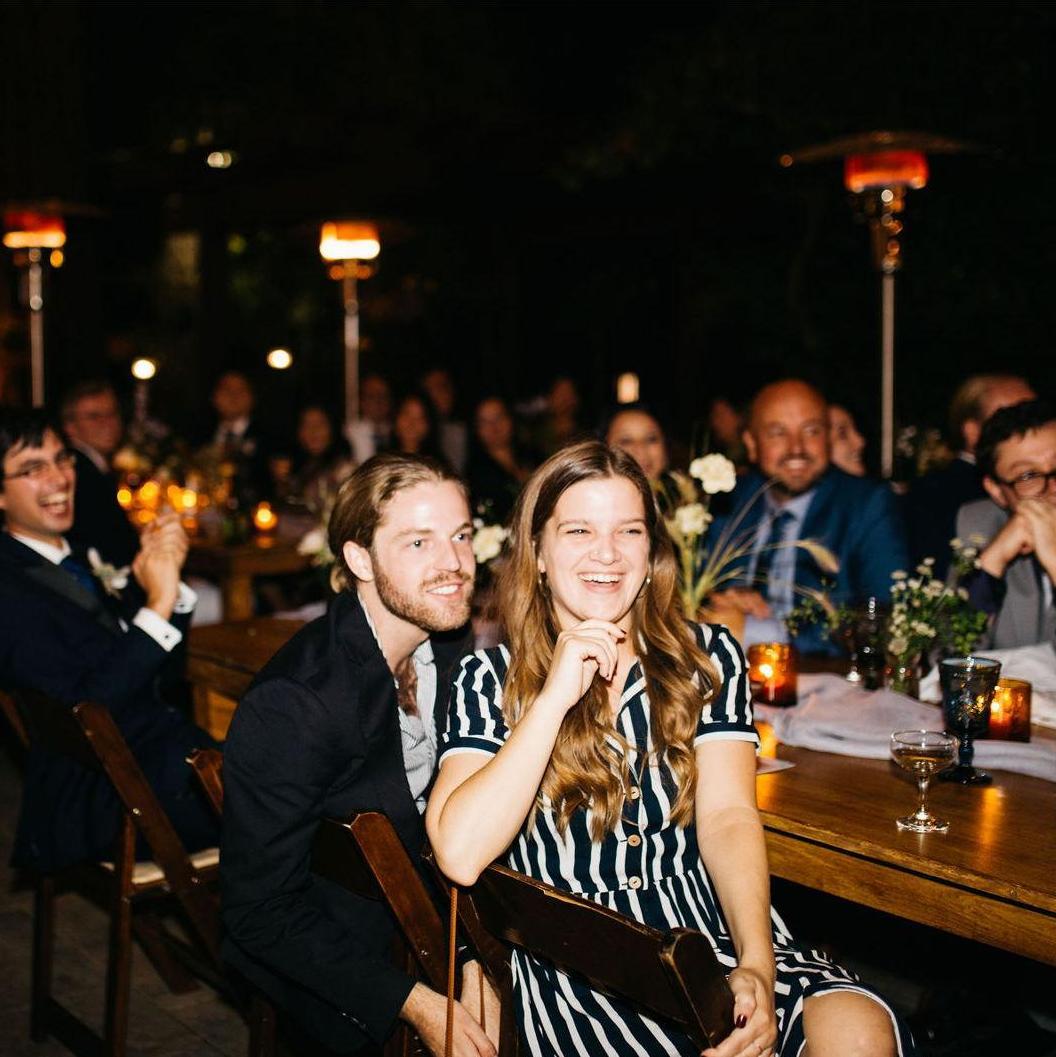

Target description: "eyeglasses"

left=2, top=449, right=76, bottom=482
left=994, top=468, right=1056, bottom=498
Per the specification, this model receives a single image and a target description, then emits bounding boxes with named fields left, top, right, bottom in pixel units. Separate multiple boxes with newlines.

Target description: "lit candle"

left=252, top=501, right=278, bottom=534
left=987, top=679, right=1031, bottom=742
left=747, top=643, right=798, bottom=708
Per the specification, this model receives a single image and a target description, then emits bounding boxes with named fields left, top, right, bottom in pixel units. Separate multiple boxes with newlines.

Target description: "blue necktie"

left=752, top=510, right=793, bottom=600
left=60, top=555, right=101, bottom=599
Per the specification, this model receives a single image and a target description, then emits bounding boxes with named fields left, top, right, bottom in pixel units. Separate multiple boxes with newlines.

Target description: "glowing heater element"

left=844, top=151, right=929, bottom=193
left=266, top=347, right=293, bottom=370
left=131, top=358, right=157, bottom=380
left=3, top=211, right=67, bottom=249
left=319, top=221, right=380, bottom=262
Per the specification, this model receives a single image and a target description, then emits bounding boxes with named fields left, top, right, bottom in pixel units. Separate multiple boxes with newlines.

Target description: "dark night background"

left=2, top=1, right=1054, bottom=454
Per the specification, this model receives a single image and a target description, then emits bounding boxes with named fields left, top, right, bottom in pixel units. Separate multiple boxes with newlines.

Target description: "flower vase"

left=886, top=654, right=922, bottom=699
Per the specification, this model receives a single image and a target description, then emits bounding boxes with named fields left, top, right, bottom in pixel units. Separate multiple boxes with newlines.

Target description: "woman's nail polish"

left=735, top=1014, right=748, bottom=1029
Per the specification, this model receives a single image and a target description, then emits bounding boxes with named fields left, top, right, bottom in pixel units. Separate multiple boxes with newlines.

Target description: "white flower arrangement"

left=656, top=453, right=839, bottom=620
left=472, top=520, right=509, bottom=565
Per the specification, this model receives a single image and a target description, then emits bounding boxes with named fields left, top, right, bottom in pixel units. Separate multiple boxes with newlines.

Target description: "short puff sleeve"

left=439, top=647, right=511, bottom=763
left=694, top=623, right=760, bottom=749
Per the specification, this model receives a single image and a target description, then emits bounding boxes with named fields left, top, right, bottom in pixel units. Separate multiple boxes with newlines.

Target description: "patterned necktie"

left=752, top=510, right=793, bottom=600
left=394, top=656, right=419, bottom=717
left=60, top=554, right=101, bottom=599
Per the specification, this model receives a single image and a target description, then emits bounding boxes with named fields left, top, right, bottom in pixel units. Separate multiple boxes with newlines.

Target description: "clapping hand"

left=133, top=513, right=188, bottom=619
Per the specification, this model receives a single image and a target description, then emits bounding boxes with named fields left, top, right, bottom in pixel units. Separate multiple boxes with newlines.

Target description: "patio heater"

left=319, top=222, right=381, bottom=426
left=2, top=209, right=67, bottom=407
left=780, top=132, right=974, bottom=478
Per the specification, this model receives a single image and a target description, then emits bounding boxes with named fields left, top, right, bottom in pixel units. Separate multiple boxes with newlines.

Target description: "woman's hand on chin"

left=537, top=620, right=626, bottom=714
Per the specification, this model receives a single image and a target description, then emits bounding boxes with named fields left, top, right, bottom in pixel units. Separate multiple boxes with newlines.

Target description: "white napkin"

left=918, top=642, right=1056, bottom=728
left=755, top=674, right=1056, bottom=782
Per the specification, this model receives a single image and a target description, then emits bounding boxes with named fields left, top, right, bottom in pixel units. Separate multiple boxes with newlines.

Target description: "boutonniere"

left=87, top=548, right=131, bottom=598
left=472, top=519, right=509, bottom=565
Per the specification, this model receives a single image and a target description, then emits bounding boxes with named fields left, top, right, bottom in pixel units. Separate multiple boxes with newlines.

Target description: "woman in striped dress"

left=427, top=440, right=914, bottom=1057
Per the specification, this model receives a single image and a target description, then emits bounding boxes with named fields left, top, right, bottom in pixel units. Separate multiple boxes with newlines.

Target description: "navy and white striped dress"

left=440, top=624, right=916, bottom=1057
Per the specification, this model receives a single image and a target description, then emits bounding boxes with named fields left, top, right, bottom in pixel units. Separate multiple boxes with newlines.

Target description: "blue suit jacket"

left=708, top=467, right=909, bottom=654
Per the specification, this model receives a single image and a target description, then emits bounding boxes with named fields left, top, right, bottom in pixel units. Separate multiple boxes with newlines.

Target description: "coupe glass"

left=938, top=656, right=1001, bottom=785
left=890, top=730, right=957, bottom=832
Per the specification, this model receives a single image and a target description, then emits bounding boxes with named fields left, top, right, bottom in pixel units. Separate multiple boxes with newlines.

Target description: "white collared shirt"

left=358, top=593, right=439, bottom=813
left=11, top=532, right=196, bottom=652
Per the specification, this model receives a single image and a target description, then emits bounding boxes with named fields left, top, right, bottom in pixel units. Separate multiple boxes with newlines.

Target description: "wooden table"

left=187, top=618, right=303, bottom=739
left=756, top=735, right=1056, bottom=966
left=184, top=536, right=315, bottom=621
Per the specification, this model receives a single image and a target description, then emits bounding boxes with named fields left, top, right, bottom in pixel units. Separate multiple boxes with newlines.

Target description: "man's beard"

left=373, top=563, right=474, bottom=633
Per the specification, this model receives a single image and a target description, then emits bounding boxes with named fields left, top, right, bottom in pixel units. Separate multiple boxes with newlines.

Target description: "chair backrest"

left=12, top=688, right=220, bottom=960
left=311, top=813, right=450, bottom=991
left=458, top=862, right=734, bottom=1049
left=187, top=748, right=225, bottom=816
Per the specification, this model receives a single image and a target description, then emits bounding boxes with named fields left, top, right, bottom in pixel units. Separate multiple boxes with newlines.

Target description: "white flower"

left=949, top=537, right=963, bottom=549
left=472, top=523, right=509, bottom=564
left=892, top=570, right=907, bottom=581
left=87, top=548, right=130, bottom=598
left=298, top=526, right=334, bottom=567
left=888, top=635, right=909, bottom=657
left=907, top=578, right=921, bottom=591
left=673, top=503, right=710, bottom=537
left=688, top=454, right=737, bottom=495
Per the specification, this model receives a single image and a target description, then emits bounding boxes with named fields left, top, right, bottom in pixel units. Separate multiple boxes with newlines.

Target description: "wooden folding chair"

left=445, top=860, right=736, bottom=1053
left=11, top=688, right=222, bottom=1057
left=188, top=752, right=453, bottom=1057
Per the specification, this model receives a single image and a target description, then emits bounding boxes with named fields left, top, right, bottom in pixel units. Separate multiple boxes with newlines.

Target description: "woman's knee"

left=802, top=991, right=898, bottom=1057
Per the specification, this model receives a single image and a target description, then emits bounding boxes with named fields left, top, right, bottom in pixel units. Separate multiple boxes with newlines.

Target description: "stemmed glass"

left=938, top=656, right=1001, bottom=785
left=890, top=730, right=958, bottom=832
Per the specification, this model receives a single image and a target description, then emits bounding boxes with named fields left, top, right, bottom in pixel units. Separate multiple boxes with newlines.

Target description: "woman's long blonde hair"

left=498, top=440, right=720, bottom=838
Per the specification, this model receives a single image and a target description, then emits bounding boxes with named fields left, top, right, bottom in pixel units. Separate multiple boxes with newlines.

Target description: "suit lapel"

left=795, top=471, right=838, bottom=594
left=3, top=536, right=123, bottom=635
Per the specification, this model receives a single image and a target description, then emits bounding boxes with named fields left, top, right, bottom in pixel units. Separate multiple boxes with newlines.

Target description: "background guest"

left=205, top=370, right=273, bottom=502
left=392, top=390, right=446, bottom=462
left=467, top=395, right=533, bottom=523
left=603, top=403, right=669, bottom=484
left=828, top=403, right=866, bottom=477
left=707, top=379, right=908, bottom=653
left=707, top=394, right=749, bottom=471
left=905, top=373, right=1035, bottom=576
left=535, top=375, right=583, bottom=456
left=958, top=399, right=1056, bottom=648
left=346, top=372, right=394, bottom=464
left=421, top=365, right=468, bottom=472
left=278, top=404, right=354, bottom=509
left=60, top=379, right=140, bottom=565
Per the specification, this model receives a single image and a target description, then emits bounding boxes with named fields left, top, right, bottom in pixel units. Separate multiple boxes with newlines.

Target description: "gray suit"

left=956, top=498, right=1056, bottom=648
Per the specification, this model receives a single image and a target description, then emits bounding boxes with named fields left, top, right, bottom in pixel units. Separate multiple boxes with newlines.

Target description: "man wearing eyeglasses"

left=0, top=407, right=218, bottom=872
left=956, top=399, right=1056, bottom=648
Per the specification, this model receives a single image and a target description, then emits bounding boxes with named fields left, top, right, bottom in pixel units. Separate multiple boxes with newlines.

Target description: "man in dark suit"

left=60, top=379, right=140, bottom=566
left=221, top=453, right=495, bottom=1056
left=707, top=379, right=908, bottom=655
left=0, top=408, right=217, bottom=871
left=204, top=370, right=273, bottom=501
left=905, top=373, right=1034, bottom=577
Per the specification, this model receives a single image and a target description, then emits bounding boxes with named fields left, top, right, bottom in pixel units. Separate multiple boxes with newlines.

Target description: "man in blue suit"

left=708, top=379, right=908, bottom=654
left=0, top=407, right=217, bottom=871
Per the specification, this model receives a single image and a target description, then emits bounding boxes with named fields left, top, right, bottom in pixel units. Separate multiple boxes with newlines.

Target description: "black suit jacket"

left=220, top=592, right=471, bottom=1053
left=67, top=447, right=141, bottom=567
left=904, top=456, right=984, bottom=578
left=0, top=533, right=217, bottom=871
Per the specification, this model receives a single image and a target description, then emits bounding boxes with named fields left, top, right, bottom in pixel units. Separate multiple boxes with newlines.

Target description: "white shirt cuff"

left=132, top=607, right=184, bottom=652
left=173, top=582, right=197, bottom=614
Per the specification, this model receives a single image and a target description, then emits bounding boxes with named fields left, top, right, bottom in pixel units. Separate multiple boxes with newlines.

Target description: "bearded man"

left=221, top=453, right=495, bottom=1057
left=706, top=379, right=908, bottom=654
